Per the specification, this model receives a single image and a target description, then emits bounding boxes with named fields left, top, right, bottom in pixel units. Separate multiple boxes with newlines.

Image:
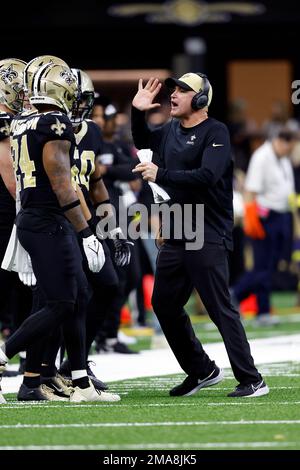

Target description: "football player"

left=0, top=58, right=34, bottom=386
left=0, top=58, right=26, bottom=314
left=0, top=61, right=120, bottom=404
left=58, top=69, right=134, bottom=383
left=15, top=55, right=74, bottom=401
left=16, top=59, right=119, bottom=400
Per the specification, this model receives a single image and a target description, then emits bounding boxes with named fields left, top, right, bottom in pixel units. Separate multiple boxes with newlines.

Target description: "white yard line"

left=1, top=420, right=300, bottom=429
left=2, top=400, right=300, bottom=410
left=0, top=442, right=298, bottom=450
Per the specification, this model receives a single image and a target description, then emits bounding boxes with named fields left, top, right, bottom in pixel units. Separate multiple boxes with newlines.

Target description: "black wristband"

left=94, top=198, right=111, bottom=209
left=61, top=199, right=80, bottom=212
left=78, top=227, right=93, bottom=238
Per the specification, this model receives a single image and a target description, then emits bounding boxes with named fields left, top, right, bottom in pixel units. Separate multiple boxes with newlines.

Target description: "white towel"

left=137, top=149, right=170, bottom=203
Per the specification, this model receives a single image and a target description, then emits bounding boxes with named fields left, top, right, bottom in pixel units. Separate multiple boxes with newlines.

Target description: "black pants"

left=4, top=210, right=89, bottom=371
left=98, top=239, right=142, bottom=340
left=234, top=211, right=292, bottom=314
left=152, top=242, right=261, bottom=385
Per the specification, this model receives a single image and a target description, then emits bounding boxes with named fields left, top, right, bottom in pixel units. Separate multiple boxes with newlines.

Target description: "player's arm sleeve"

left=156, top=123, right=231, bottom=188
left=131, top=106, right=163, bottom=153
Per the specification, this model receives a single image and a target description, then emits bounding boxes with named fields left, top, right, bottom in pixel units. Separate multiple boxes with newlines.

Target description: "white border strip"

left=2, top=400, right=300, bottom=410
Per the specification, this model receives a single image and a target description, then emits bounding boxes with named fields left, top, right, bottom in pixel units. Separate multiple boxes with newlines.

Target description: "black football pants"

left=151, top=242, right=262, bottom=385
left=4, top=213, right=89, bottom=372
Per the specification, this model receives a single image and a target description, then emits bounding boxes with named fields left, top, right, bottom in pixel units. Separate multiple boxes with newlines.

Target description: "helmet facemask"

left=71, top=91, right=95, bottom=126
left=70, top=69, right=95, bottom=126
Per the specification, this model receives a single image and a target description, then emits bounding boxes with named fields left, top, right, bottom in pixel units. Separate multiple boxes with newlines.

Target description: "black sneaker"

left=17, top=383, right=49, bottom=401
left=58, top=359, right=108, bottom=391
left=97, top=341, right=138, bottom=354
left=227, top=380, right=269, bottom=398
left=17, top=383, right=68, bottom=401
left=170, top=367, right=224, bottom=397
left=110, top=341, right=138, bottom=354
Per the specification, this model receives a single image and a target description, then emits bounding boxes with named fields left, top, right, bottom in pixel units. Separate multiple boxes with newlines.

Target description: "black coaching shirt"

left=11, top=110, right=75, bottom=213
left=0, top=111, right=15, bottom=230
left=131, top=107, right=234, bottom=249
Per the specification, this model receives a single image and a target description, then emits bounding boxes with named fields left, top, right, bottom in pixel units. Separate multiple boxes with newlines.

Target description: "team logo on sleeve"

left=0, top=121, right=10, bottom=136
left=0, top=65, right=18, bottom=84
left=51, top=118, right=66, bottom=136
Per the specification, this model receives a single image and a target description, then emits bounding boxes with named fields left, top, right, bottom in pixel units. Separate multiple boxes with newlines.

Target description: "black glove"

left=113, top=233, right=134, bottom=267
left=96, top=222, right=133, bottom=267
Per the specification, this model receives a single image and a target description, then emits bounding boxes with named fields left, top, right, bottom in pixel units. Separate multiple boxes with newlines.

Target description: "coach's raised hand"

left=132, top=77, right=162, bottom=111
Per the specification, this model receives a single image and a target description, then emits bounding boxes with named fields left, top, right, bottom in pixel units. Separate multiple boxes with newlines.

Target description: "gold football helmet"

left=0, top=58, right=26, bottom=113
left=71, top=69, right=95, bottom=125
left=24, top=55, right=69, bottom=97
left=30, top=62, right=78, bottom=114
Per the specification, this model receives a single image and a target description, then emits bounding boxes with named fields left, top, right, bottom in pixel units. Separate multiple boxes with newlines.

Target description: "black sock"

left=41, top=365, right=57, bottom=378
left=73, top=376, right=90, bottom=389
left=23, top=375, right=40, bottom=389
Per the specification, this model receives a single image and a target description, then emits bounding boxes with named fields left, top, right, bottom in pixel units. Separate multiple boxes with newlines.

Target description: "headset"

left=191, top=73, right=211, bottom=111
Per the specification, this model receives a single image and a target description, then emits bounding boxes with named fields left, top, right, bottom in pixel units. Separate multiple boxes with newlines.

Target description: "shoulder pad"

left=39, top=112, right=72, bottom=137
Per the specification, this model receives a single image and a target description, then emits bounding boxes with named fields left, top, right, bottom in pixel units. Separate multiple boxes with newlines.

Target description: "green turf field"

left=1, top=293, right=300, bottom=450
left=0, top=362, right=300, bottom=450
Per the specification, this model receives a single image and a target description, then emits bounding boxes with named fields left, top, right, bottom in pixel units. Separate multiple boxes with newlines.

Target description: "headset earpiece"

left=191, top=73, right=210, bottom=111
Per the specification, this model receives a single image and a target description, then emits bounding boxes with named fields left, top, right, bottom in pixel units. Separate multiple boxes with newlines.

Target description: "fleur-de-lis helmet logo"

left=51, top=118, right=66, bottom=136
left=0, top=65, right=18, bottom=84
left=60, top=69, right=76, bottom=86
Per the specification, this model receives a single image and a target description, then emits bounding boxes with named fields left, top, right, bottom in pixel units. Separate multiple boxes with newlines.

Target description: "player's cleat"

left=58, top=359, right=108, bottom=391
left=17, top=383, right=69, bottom=401
left=86, top=361, right=108, bottom=391
left=70, top=380, right=120, bottom=403
left=227, top=380, right=269, bottom=398
left=169, top=367, right=224, bottom=397
left=2, top=369, right=19, bottom=377
left=41, top=373, right=73, bottom=398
